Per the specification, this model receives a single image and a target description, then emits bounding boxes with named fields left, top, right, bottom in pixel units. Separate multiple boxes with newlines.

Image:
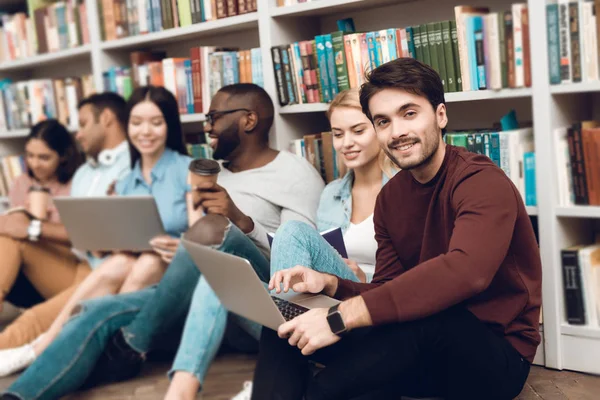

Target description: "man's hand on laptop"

left=192, top=182, right=254, bottom=234
left=150, top=235, right=180, bottom=263
left=278, top=307, right=340, bottom=356
left=269, top=266, right=338, bottom=297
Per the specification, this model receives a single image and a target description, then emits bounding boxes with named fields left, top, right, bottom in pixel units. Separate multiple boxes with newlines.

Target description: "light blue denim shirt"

left=316, top=170, right=391, bottom=234
left=115, top=148, right=192, bottom=238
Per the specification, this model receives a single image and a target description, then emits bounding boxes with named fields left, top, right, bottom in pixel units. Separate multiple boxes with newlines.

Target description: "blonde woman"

left=232, top=88, right=396, bottom=399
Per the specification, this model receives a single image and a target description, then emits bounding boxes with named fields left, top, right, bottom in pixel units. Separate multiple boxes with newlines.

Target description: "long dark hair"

left=26, top=119, right=84, bottom=184
left=125, top=86, right=188, bottom=168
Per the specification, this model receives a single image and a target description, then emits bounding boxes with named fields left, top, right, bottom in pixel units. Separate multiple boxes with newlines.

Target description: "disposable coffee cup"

left=28, top=185, right=51, bottom=220
left=188, top=159, right=221, bottom=188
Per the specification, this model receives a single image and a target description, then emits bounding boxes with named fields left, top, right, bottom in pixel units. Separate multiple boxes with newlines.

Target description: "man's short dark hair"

left=218, top=83, right=275, bottom=140
left=78, top=92, right=128, bottom=131
left=359, top=58, right=446, bottom=122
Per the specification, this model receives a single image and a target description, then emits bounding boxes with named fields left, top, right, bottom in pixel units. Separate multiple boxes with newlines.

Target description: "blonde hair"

left=327, top=89, right=398, bottom=178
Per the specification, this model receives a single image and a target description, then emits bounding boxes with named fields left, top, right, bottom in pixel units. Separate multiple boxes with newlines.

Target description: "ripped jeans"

left=3, top=223, right=269, bottom=400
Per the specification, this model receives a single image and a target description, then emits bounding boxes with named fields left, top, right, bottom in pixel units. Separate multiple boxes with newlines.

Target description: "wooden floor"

left=1, top=354, right=599, bottom=400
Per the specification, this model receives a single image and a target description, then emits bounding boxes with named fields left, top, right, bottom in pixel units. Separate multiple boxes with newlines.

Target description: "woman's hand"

left=343, top=259, right=367, bottom=283
left=149, top=235, right=180, bottom=264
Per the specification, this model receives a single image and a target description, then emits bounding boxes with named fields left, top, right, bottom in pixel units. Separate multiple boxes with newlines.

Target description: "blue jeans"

left=3, top=223, right=269, bottom=400
left=270, top=220, right=359, bottom=283
left=169, top=222, right=269, bottom=384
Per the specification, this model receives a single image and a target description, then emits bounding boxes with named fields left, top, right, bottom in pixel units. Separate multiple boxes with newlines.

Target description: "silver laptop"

left=182, top=238, right=340, bottom=330
left=54, top=196, right=165, bottom=252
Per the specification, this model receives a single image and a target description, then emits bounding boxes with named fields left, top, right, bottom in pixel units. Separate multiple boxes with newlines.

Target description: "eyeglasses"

left=205, top=108, right=252, bottom=126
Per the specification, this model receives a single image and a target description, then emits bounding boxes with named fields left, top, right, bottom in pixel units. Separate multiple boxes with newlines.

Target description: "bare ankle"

left=164, top=372, right=201, bottom=400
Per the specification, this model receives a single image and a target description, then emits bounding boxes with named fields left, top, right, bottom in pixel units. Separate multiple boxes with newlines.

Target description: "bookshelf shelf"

left=181, top=114, right=206, bottom=123
left=550, top=81, right=600, bottom=95
left=556, top=206, right=600, bottom=219
left=0, top=197, right=8, bottom=203
left=279, top=89, right=533, bottom=115
left=0, top=129, right=29, bottom=139
left=445, top=88, right=532, bottom=102
left=526, top=206, right=538, bottom=216
left=270, top=0, right=412, bottom=18
left=562, top=324, right=600, bottom=340
left=0, top=45, right=92, bottom=72
left=100, top=13, right=259, bottom=51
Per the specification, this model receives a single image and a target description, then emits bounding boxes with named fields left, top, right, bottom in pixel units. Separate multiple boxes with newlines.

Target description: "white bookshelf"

left=0, top=129, right=29, bottom=139
left=0, top=0, right=598, bottom=376
left=100, top=13, right=260, bottom=51
left=0, top=45, right=92, bottom=72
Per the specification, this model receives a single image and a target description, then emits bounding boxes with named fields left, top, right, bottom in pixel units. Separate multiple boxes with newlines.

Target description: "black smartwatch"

left=326, top=304, right=347, bottom=336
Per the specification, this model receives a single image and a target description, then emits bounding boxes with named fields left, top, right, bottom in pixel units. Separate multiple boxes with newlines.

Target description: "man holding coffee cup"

left=1, top=84, right=325, bottom=399
left=0, top=93, right=131, bottom=356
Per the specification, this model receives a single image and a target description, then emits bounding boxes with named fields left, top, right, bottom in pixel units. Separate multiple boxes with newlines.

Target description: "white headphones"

left=88, top=141, right=128, bottom=167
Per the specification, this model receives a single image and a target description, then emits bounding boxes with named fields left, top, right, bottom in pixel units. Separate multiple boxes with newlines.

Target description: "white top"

left=343, top=214, right=377, bottom=283
left=217, top=151, right=325, bottom=257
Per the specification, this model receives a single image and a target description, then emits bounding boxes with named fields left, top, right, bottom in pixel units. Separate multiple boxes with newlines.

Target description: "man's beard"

left=212, top=125, right=240, bottom=160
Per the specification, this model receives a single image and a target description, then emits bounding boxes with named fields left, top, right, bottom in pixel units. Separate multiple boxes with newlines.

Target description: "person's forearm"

left=339, top=296, right=373, bottom=330
left=41, top=221, right=71, bottom=244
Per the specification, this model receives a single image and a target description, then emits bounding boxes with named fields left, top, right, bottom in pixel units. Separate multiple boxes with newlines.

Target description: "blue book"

left=184, top=59, right=194, bottom=114
left=315, top=36, right=331, bottom=103
left=268, top=227, right=348, bottom=259
left=490, top=132, right=501, bottom=168
left=466, top=16, right=479, bottom=91
left=374, top=31, right=383, bottom=67
left=524, top=152, right=537, bottom=206
left=387, top=28, right=398, bottom=60
left=366, top=32, right=378, bottom=72
left=336, top=18, right=355, bottom=33
left=546, top=3, right=561, bottom=84
left=323, top=34, right=339, bottom=98
left=405, top=27, right=416, bottom=58
left=473, top=16, right=486, bottom=90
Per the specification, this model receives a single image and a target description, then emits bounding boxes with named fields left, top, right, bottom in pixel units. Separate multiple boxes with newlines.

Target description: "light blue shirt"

left=115, top=148, right=192, bottom=238
left=70, top=141, right=131, bottom=268
left=316, top=170, right=392, bottom=234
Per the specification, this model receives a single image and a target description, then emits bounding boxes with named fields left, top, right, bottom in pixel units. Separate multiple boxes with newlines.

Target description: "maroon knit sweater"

left=334, top=145, right=542, bottom=362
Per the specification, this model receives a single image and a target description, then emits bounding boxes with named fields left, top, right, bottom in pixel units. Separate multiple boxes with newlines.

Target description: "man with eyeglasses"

left=1, top=84, right=325, bottom=400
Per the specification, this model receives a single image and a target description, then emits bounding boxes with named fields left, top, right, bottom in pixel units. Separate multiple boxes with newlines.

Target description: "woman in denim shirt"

left=266, top=88, right=395, bottom=291
left=0, top=86, right=193, bottom=376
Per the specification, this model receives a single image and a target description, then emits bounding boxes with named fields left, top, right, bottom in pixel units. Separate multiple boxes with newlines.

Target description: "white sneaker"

left=0, top=343, right=36, bottom=377
left=231, top=381, right=253, bottom=400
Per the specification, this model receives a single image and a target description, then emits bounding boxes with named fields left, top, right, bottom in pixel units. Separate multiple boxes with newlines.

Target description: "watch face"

left=327, top=311, right=346, bottom=335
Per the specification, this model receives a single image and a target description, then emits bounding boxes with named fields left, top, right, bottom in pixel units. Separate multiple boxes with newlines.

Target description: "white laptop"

left=182, top=238, right=340, bottom=330
left=54, top=195, right=165, bottom=252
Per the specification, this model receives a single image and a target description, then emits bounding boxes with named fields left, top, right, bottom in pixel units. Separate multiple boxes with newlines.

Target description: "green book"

left=426, top=23, right=440, bottom=74
left=450, top=20, right=462, bottom=91
left=331, top=31, right=350, bottom=92
left=421, top=24, right=431, bottom=67
left=412, top=26, right=423, bottom=62
left=441, top=20, right=457, bottom=92
left=433, top=22, right=447, bottom=93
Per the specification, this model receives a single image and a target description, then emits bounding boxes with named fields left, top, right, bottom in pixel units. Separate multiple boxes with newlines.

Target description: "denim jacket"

left=316, top=170, right=391, bottom=234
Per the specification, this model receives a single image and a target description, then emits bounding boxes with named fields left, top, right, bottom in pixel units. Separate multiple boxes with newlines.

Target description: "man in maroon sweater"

left=251, top=58, right=542, bottom=400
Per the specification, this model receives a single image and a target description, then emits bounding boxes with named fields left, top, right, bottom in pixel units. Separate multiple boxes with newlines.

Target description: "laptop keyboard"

left=271, top=296, right=309, bottom=321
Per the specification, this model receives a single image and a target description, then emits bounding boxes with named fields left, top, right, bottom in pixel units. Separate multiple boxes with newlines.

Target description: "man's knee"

left=184, top=214, right=229, bottom=246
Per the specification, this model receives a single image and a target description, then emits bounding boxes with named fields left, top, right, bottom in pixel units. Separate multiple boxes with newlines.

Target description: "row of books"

left=562, top=243, right=600, bottom=328
left=0, top=1, right=89, bottom=62
left=99, top=0, right=257, bottom=41
left=547, top=0, right=600, bottom=84
left=289, top=132, right=345, bottom=184
left=104, top=47, right=263, bottom=114
left=271, top=4, right=531, bottom=106
left=0, top=76, right=95, bottom=132
left=555, top=121, right=600, bottom=206
left=445, top=128, right=536, bottom=206
left=0, top=154, right=25, bottom=197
